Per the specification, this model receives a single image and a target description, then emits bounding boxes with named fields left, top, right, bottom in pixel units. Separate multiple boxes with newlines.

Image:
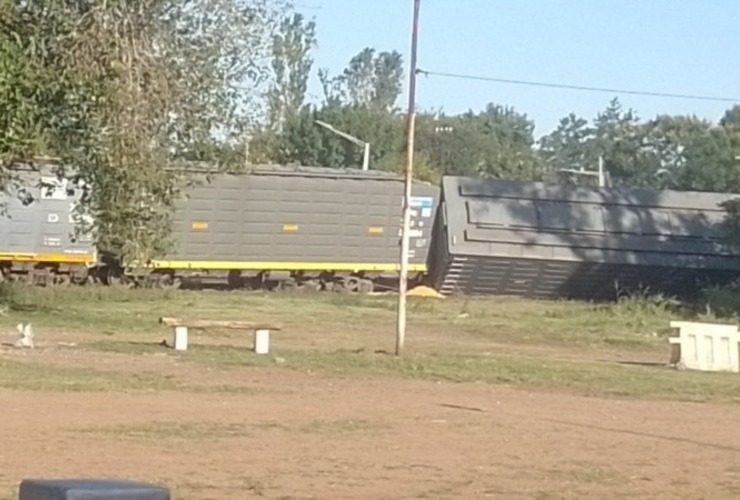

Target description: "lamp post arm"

left=314, top=120, right=368, bottom=148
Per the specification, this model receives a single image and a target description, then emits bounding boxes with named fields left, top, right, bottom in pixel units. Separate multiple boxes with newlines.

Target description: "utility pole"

left=314, top=120, right=371, bottom=171
left=396, top=0, right=421, bottom=356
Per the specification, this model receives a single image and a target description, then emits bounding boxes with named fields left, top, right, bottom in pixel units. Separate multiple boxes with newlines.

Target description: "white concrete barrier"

left=669, top=321, right=740, bottom=373
left=174, top=326, right=189, bottom=351
left=254, top=329, right=270, bottom=354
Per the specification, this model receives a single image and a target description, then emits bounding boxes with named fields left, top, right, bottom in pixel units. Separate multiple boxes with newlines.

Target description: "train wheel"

left=52, top=274, right=71, bottom=287
left=288, top=279, right=320, bottom=293
left=335, top=277, right=372, bottom=294
left=333, top=277, right=354, bottom=293
left=227, top=270, right=244, bottom=289
left=302, top=279, right=322, bottom=292
left=156, top=274, right=181, bottom=289
left=278, top=278, right=298, bottom=291
left=101, top=266, right=127, bottom=287
left=107, top=274, right=133, bottom=288
left=358, top=279, right=374, bottom=294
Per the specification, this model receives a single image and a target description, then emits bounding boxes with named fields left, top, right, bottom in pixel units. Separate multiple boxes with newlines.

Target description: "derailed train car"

left=134, top=165, right=441, bottom=291
left=0, top=167, right=96, bottom=284
left=426, top=176, right=740, bottom=299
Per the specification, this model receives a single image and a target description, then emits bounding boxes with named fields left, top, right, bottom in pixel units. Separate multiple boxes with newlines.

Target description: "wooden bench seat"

left=159, top=317, right=283, bottom=354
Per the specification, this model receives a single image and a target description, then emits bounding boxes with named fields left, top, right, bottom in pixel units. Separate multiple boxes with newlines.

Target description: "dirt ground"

left=1, top=349, right=740, bottom=499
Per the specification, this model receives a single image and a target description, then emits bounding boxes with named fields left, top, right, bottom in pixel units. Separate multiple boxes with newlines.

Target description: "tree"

left=278, top=104, right=404, bottom=168
left=720, top=104, right=740, bottom=129
left=416, top=104, right=544, bottom=180
left=538, top=113, right=598, bottom=183
left=540, top=99, right=664, bottom=188
left=589, top=98, right=653, bottom=187
left=639, top=115, right=714, bottom=189
left=0, top=4, right=55, bottom=188
left=318, top=48, right=404, bottom=111
left=267, top=13, right=317, bottom=131
left=1, top=0, right=289, bottom=263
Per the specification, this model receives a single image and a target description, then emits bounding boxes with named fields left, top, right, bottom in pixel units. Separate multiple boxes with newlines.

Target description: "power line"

left=416, top=69, right=740, bottom=103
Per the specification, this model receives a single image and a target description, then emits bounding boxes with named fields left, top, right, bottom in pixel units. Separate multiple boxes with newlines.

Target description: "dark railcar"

left=426, top=176, right=740, bottom=299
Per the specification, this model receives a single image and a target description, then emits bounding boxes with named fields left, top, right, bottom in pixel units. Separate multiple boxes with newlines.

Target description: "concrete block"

left=254, top=329, right=270, bottom=354
left=669, top=321, right=740, bottom=373
left=19, top=479, right=170, bottom=500
left=173, top=326, right=188, bottom=351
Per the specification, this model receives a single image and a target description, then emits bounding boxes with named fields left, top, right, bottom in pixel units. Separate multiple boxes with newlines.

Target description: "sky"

left=295, top=0, right=740, bottom=138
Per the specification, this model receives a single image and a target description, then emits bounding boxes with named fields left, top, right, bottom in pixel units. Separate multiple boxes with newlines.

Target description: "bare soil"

left=1, top=350, right=740, bottom=499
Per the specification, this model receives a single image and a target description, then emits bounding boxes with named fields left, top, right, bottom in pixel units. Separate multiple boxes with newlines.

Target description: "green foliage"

left=0, top=4, right=56, bottom=185
left=267, top=12, right=317, bottom=130
left=318, top=48, right=404, bottom=111
left=1, top=0, right=289, bottom=262
left=417, top=104, right=545, bottom=180
left=539, top=113, right=596, bottom=182
left=701, top=280, right=740, bottom=318
left=376, top=151, right=441, bottom=185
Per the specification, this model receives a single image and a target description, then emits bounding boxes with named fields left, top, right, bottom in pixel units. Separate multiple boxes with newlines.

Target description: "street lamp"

left=558, top=156, right=608, bottom=187
left=314, top=120, right=370, bottom=171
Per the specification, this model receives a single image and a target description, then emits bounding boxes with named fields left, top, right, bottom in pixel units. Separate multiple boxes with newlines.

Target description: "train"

left=2, top=163, right=740, bottom=299
left=0, top=164, right=440, bottom=293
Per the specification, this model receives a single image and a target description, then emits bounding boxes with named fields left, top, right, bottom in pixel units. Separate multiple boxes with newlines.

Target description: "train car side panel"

left=427, top=175, right=740, bottom=299
left=148, top=166, right=440, bottom=285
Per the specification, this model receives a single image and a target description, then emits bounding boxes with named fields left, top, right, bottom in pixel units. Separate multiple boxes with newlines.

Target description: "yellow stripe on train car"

left=138, top=260, right=428, bottom=273
left=0, top=252, right=97, bottom=265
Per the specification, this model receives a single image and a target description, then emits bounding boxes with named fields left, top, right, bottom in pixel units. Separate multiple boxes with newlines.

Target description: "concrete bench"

left=668, top=321, right=740, bottom=373
left=159, top=317, right=283, bottom=354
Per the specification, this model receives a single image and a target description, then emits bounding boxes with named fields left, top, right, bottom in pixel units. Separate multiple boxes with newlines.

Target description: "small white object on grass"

left=14, top=323, right=34, bottom=349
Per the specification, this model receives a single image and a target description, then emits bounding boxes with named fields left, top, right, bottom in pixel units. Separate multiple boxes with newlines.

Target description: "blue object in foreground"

left=18, top=479, right=170, bottom=500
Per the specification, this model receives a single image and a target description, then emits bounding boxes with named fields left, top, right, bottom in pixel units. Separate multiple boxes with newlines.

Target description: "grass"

left=0, top=358, right=179, bottom=392
left=79, top=421, right=253, bottom=442
left=0, top=282, right=683, bottom=350
left=85, top=338, right=740, bottom=404
left=2, top=282, right=740, bottom=403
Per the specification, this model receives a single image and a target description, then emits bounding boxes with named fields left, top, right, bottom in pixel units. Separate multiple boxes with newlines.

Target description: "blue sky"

left=296, top=0, right=740, bottom=138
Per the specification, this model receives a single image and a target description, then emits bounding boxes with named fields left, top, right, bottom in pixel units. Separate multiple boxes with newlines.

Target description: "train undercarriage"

left=0, top=261, right=423, bottom=294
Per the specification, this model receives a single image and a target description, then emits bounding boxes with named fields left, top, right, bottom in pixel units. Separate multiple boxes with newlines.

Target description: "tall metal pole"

left=396, top=0, right=421, bottom=356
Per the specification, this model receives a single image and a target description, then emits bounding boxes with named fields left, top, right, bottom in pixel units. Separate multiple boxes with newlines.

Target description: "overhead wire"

left=416, top=69, right=740, bottom=103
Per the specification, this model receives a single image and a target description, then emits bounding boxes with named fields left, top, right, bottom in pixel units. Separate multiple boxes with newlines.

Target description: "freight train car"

left=0, top=167, right=96, bottom=285
left=123, top=165, right=441, bottom=292
left=426, top=176, right=740, bottom=299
